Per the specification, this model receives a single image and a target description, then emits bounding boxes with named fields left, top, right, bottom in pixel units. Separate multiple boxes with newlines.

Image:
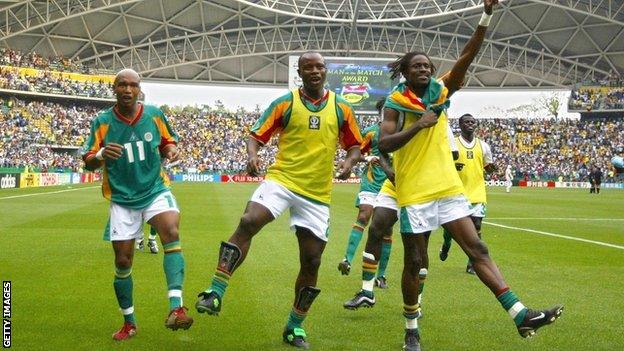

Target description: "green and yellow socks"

left=163, top=241, right=185, bottom=311
left=344, top=220, right=366, bottom=263
left=361, top=252, right=377, bottom=296
left=376, top=235, right=392, bottom=278
left=496, top=287, right=528, bottom=325
left=203, top=241, right=242, bottom=300
left=286, top=308, right=307, bottom=331
left=285, top=286, right=321, bottom=333
left=206, top=268, right=231, bottom=300
left=404, top=302, right=420, bottom=332
left=114, top=266, right=136, bottom=325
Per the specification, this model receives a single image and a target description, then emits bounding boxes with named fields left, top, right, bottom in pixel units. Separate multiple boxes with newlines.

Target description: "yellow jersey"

left=456, top=135, right=491, bottom=204
left=394, top=109, right=464, bottom=206
left=257, top=89, right=361, bottom=204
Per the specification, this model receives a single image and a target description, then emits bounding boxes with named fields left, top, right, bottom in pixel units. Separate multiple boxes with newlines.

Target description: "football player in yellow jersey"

left=195, top=51, right=363, bottom=349
left=439, top=114, right=496, bottom=274
left=377, top=1, right=562, bottom=350
left=344, top=125, right=460, bottom=313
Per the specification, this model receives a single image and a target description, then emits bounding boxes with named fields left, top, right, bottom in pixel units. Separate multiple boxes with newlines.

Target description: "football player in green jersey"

left=338, top=99, right=394, bottom=290
left=82, top=69, right=192, bottom=341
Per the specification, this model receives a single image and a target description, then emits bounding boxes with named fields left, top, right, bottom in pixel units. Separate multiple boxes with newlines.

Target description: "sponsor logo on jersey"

left=309, top=115, right=320, bottom=130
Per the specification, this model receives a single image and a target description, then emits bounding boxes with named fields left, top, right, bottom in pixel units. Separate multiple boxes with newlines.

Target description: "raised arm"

left=444, top=0, right=498, bottom=96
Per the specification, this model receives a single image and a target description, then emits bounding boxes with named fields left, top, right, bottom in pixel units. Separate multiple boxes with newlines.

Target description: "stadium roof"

left=0, top=0, right=622, bottom=88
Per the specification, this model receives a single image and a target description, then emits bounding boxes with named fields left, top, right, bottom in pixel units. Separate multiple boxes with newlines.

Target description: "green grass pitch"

left=1, top=183, right=623, bottom=350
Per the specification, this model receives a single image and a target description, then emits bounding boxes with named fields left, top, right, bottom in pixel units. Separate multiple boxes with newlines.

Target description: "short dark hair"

left=297, top=51, right=323, bottom=67
left=459, top=113, right=474, bottom=123
left=388, top=51, right=437, bottom=80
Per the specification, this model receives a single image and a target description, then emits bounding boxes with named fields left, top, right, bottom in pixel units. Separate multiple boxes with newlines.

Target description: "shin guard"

left=294, top=286, right=321, bottom=313
left=217, top=241, right=242, bottom=274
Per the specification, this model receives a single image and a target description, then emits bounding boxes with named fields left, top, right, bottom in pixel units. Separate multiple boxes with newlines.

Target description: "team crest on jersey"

left=309, top=115, right=320, bottom=130
left=467, top=150, right=474, bottom=159
left=144, top=132, right=153, bottom=142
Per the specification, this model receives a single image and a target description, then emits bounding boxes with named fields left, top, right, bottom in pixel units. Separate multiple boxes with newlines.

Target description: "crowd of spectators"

left=569, top=80, right=624, bottom=111
left=0, top=48, right=114, bottom=99
left=1, top=95, right=622, bottom=183
left=0, top=97, right=97, bottom=171
left=0, top=67, right=114, bottom=99
left=454, top=118, right=624, bottom=183
left=0, top=48, right=98, bottom=74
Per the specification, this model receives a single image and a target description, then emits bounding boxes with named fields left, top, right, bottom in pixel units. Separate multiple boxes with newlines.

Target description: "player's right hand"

left=484, top=0, right=499, bottom=15
left=103, top=143, right=123, bottom=160
left=247, top=155, right=261, bottom=176
left=417, top=110, right=439, bottom=128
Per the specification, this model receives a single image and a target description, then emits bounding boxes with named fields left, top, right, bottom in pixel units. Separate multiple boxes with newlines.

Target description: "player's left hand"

left=336, top=160, right=354, bottom=180
left=484, top=0, right=498, bottom=15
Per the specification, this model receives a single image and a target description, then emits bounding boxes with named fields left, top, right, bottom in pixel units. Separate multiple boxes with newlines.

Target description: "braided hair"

left=388, top=51, right=437, bottom=80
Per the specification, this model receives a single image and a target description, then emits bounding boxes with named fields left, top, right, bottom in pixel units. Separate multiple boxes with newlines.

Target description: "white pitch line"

left=489, top=217, right=624, bottom=221
left=484, top=221, right=624, bottom=250
left=0, top=185, right=99, bottom=200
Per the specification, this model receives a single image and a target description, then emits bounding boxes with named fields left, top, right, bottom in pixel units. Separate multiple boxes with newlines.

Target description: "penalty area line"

left=0, top=185, right=99, bottom=200
left=484, top=221, right=624, bottom=250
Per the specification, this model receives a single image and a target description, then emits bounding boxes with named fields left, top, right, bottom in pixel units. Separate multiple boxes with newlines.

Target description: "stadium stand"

left=1, top=91, right=622, bottom=183
left=0, top=50, right=621, bottom=184
left=0, top=48, right=114, bottom=100
left=569, top=84, right=624, bottom=111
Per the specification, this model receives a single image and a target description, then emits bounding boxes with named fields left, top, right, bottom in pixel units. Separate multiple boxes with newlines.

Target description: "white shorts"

left=356, top=191, right=377, bottom=207
left=374, top=191, right=399, bottom=214
left=106, top=191, right=180, bottom=241
left=250, top=180, right=330, bottom=242
left=470, top=203, right=486, bottom=218
left=400, top=195, right=474, bottom=234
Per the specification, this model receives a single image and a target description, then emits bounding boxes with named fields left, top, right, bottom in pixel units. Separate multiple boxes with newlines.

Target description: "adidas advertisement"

left=0, top=173, right=19, bottom=189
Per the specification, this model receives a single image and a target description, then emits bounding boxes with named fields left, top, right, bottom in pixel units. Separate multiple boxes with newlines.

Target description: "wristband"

left=95, top=148, right=105, bottom=161
left=478, top=12, right=492, bottom=27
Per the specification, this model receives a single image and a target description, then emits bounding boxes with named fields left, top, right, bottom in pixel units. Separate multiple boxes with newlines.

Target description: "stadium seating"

left=0, top=48, right=621, bottom=183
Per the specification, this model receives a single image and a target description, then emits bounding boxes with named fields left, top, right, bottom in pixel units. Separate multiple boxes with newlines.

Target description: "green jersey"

left=81, top=103, right=178, bottom=209
left=359, top=124, right=389, bottom=194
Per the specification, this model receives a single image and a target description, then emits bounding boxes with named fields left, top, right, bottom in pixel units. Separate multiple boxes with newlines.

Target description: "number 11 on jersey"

left=124, top=141, right=145, bottom=163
